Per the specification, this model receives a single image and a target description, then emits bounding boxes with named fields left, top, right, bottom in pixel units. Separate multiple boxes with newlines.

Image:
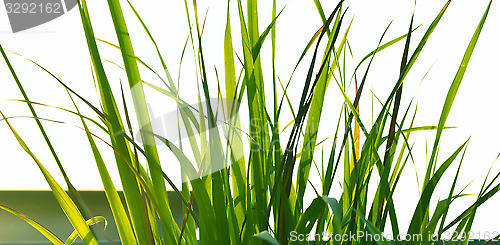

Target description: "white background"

left=0, top=0, right=499, bottom=237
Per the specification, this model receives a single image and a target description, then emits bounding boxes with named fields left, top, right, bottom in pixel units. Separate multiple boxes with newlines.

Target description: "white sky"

left=0, top=0, right=499, bottom=237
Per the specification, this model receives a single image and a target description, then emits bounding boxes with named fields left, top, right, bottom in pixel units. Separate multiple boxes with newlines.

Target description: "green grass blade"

left=224, top=1, right=247, bottom=240
left=65, top=216, right=107, bottom=245
left=425, top=0, right=491, bottom=185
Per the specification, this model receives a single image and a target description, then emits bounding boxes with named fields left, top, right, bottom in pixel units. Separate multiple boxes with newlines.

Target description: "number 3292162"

left=5, top=2, right=62, bottom=14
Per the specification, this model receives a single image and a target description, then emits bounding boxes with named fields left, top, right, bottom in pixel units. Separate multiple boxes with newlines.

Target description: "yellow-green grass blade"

left=312, top=0, right=328, bottom=32
left=69, top=93, right=136, bottom=245
left=224, top=1, right=247, bottom=240
left=65, top=216, right=107, bottom=245
left=250, top=7, right=284, bottom=62
left=0, top=204, right=64, bottom=245
left=77, top=0, right=153, bottom=243
left=0, top=111, right=98, bottom=245
left=349, top=25, right=421, bottom=84
left=425, top=0, right=491, bottom=186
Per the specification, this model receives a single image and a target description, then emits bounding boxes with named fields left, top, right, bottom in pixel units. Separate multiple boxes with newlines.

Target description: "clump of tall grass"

left=0, top=0, right=498, bottom=244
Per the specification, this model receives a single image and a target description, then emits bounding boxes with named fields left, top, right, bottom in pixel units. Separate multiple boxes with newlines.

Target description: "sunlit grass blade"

left=224, top=2, right=247, bottom=243
left=65, top=216, right=107, bottom=245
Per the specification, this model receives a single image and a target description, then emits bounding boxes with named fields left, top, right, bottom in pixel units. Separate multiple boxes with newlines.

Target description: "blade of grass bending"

left=65, top=216, right=107, bottom=245
left=250, top=6, right=285, bottom=62
left=0, top=205, right=64, bottom=245
left=425, top=0, right=491, bottom=187
left=0, top=111, right=98, bottom=245
left=348, top=25, right=421, bottom=84
left=68, top=92, right=136, bottom=245
left=77, top=0, right=154, bottom=243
